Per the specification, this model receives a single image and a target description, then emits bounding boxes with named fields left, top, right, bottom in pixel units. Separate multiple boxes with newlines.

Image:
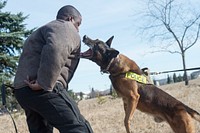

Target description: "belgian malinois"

left=80, top=35, right=200, bottom=133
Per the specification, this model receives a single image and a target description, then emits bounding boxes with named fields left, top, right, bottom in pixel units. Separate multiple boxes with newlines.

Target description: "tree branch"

left=181, top=14, right=200, bottom=49
left=184, top=23, right=200, bottom=52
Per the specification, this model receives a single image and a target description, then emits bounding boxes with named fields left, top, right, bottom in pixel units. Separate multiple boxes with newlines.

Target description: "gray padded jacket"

left=14, top=19, right=80, bottom=91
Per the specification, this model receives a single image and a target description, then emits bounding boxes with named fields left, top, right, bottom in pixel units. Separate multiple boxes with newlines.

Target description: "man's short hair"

left=56, top=5, right=81, bottom=21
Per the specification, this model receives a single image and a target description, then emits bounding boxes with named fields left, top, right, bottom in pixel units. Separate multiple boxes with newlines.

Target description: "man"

left=14, top=5, right=93, bottom=133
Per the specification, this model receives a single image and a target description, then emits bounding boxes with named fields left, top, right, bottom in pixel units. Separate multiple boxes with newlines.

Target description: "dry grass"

left=1, top=78, right=200, bottom=133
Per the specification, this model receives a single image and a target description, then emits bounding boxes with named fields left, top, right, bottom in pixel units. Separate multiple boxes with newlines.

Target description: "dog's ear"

left=106, top=36, right=114, bottom=47
left=107, top=48, right=119, bottom=58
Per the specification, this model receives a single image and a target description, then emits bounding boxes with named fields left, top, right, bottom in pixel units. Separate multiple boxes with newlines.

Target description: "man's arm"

left=37, top=22, right=70, bottom=91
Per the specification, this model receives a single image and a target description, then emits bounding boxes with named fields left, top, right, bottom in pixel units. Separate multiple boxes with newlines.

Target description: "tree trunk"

left=182, top=52, right=189, bottom=85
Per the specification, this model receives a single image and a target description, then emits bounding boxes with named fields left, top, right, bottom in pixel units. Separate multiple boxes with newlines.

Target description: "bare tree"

left=139, top=0, right=200, bottom=85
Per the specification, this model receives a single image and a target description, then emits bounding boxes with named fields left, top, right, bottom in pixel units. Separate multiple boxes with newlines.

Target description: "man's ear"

left=105, top=36, right=114, bottom=47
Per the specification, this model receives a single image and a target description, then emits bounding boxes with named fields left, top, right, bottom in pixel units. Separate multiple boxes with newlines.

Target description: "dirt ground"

left=1, top=78, right=200, bottom=133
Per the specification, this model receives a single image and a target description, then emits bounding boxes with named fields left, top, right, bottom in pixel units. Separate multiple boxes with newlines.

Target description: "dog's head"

left=80, top=35, right=119, bottom=71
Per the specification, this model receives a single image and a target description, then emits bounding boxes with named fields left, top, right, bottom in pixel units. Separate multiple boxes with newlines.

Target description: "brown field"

left=1, top=78, right=200, bottom=133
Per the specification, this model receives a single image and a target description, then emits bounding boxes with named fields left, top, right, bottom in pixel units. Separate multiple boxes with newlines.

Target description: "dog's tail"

left=185, top=105, right=200, bottom=122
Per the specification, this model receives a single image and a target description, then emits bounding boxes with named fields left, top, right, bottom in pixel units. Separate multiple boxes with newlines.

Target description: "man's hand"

left=24, top=76, right=43, bottom=91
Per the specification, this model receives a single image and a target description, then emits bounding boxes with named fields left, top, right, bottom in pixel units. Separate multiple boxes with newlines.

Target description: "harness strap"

left=125, top=72, right=147, bottom=84
left=110, top=71, right=153, bottom=85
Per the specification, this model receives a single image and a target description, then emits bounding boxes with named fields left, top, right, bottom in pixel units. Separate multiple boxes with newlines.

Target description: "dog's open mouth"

left=79, top=48, right=93, bottom=59
left=80, top=35, right=94, bottom=59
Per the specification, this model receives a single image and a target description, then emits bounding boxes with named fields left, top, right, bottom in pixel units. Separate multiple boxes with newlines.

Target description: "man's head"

left=56, top=5, right=82, bottom=31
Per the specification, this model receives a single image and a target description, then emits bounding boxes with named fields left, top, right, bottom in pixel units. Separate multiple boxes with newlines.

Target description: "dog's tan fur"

left=109, top=54, right=199, bottom=133
left=81, top=35, right=200, bottom=133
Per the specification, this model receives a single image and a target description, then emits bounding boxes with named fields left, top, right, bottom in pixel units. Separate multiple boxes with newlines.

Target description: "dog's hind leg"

left=168, top=110, right=195, bottom=133
left=123, top=94, right=140, bottom=133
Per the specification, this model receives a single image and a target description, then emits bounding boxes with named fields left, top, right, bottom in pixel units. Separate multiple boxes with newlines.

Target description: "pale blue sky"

left=4, top=0, right=200, bottom=93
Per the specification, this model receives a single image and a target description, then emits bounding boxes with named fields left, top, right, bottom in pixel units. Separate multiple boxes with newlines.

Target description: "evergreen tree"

left=90, top=87, right=95, bottom=98
left=177, top=74, right=183, bottom=82
left=167, top=74, right=172, bottom=84
left=80, top=92, right=83, bottom=100
left=190, top=73, right=196, bottom=80
left=0, top=0, right=33, bottom=109
left=0, top=0, right=33, bottom=84
left=67, top=89, right=78, bottom=100
left=173, top=73, right=177, bottom=83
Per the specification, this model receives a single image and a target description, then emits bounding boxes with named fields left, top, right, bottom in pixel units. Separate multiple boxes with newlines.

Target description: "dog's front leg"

left=124, top=93, right=140, bottom=133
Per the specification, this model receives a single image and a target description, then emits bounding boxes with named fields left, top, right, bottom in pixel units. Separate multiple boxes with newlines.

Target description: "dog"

left=80, top=35, right=200, bottom=133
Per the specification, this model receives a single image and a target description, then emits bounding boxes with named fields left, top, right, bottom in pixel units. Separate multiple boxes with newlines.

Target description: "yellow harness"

left=125, top=72, right=147, bottom=84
